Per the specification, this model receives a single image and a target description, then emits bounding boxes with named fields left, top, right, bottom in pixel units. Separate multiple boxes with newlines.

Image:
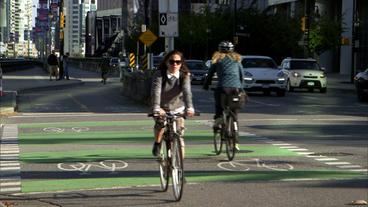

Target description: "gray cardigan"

left=151, top=69, right=194, bottom=112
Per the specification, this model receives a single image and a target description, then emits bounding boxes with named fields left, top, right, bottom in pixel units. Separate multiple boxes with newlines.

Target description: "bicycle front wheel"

left=159, top=139, right=169, bottom=192
left=171, top=136, right=184, bottom=201
left=225, top=116, right=236, bottom=161
left=213, top=128, right=223, bottom=155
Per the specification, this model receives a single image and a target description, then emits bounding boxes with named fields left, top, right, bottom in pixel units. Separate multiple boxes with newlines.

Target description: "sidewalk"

left=0, top=65, right=114, bottom=114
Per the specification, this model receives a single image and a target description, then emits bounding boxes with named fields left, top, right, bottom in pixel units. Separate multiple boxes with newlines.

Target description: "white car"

left=241, top=55, right=287, bottom=96
left=280, top=58, right=327, bottom=93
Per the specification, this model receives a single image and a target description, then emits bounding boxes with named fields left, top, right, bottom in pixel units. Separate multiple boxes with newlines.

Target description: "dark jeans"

left=214, top=87, right=239, bottom=121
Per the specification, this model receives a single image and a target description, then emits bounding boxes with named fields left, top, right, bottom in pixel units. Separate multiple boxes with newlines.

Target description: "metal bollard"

left=0, top=63, right=3, bottom=96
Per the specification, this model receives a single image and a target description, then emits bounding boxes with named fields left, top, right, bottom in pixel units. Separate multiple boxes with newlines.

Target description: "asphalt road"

left=1, top=81, right=367, bottom=207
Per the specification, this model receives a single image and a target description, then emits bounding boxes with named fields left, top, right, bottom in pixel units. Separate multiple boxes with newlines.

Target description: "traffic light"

left=60, top=12, right=65, bottom=29
left=301, top=16, right=306, bottom=32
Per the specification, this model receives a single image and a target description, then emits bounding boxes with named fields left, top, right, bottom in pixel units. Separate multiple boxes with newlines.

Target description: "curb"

left=0, top=91, right=17, bottom=114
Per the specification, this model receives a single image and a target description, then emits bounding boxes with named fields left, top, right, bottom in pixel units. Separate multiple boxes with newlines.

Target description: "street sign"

left=159, top=0, right=178, bottom=12
left=159, top=13, right=178, bottom=37
left=138, top=29, right=158, bottom=47
left=159, top=0, right=178, bottom=37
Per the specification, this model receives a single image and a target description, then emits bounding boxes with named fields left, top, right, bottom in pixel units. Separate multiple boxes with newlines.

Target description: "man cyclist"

left=203, top=41, right=244, bottom=151
left=151, top=50, right=195, bottom=157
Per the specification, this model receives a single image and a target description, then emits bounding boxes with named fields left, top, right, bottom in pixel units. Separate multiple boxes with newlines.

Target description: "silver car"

left=241, top=55, right=287, bottom=96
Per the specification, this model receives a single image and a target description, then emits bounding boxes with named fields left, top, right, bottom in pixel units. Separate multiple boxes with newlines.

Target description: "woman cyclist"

left=151, top=50, right=195, bottom=157
left=203, top=41, right=245, bottom=151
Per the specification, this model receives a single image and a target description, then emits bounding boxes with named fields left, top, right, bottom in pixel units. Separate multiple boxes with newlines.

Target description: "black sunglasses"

left=169, top=60, right=182, bottom=65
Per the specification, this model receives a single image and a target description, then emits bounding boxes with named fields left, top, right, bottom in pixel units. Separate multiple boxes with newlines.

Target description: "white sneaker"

left=235, top=143, right=240, bottom=152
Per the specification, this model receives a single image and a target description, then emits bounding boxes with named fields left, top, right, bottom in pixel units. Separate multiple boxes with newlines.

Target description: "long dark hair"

left=158, top=50, right=190, bottom=77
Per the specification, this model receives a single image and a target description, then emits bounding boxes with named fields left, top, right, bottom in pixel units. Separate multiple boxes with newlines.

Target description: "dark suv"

left=354, top=68, right=368, bottom=102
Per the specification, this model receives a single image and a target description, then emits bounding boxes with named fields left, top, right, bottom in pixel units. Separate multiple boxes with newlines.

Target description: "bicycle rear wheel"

left=225, top=115, right=236, bottom=161
left=159, top=139, right=169, bottom=192
left=171, top=136, right=184, bottom=201
left=213, top=128, right=223, bottom=155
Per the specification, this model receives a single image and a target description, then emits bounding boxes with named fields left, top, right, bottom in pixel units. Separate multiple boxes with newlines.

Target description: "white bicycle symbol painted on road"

left=218, top=158, right=294, bottom=172
left=43, top=127, right=90, bottom=133
left=57, top=160, right=128, bottom=173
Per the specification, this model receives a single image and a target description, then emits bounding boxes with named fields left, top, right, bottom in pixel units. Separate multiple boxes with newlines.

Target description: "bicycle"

left=148, top=111, right=198, bottom=201
left=213, top=90, right=244, bottom=161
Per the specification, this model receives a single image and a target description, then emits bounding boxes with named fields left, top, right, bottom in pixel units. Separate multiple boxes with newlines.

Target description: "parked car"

left=186, top=59, right=208, bottom=84
left=280, top=57, right=327, bottom=93
left=109, top=57, right=120, bottom=69
left=241, top=55, right=287, bottom=96
left=152, top=55, right=164, bottom=70
left=354, top=68, right=368, bottom=102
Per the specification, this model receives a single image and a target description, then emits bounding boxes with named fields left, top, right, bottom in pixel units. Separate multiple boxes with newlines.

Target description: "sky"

left=32, top=0, right=38, bottom=27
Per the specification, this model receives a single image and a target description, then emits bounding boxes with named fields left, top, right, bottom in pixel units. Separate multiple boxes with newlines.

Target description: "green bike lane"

left=4, top=119, right=365, bottom=194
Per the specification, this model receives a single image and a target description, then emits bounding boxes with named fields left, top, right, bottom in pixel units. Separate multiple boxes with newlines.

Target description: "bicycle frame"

left=213, top=105, right=238, bottom=161
left=150, top=112, right=185, bottom=201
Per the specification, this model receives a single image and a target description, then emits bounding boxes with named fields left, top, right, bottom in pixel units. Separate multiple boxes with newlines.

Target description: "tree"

left=308, top=16, right=344, bottom=55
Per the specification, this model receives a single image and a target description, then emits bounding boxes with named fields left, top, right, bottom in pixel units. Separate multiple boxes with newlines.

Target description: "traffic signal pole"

left=59, top=0, right=64, bottom=56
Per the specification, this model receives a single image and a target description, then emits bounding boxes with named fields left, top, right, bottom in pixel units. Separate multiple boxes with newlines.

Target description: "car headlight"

left=292, top=72, right=300, bottom=77
left=243, top=71, right=253, bottom=82
left=320, top=73, right=326, bottom=78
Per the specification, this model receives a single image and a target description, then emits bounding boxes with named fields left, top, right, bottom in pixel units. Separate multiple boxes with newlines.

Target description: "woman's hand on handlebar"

left=153, top=108, right=166, bottom=117
left=185, top=109, right=195, bottom=117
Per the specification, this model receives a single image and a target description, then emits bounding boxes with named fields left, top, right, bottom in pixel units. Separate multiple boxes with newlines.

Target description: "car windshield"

left=153, top=56, right=163, bottom=67
left=186, top=61, right=206, bottom=70
left=110, top=58, right=119, bottom=63
left=242, top=58, right=277, bottom=69
left=290, top=61, right=320, bottom=70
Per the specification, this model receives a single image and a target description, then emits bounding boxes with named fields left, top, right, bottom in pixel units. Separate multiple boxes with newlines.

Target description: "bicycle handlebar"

left=147, top=111, right=200, bottom=118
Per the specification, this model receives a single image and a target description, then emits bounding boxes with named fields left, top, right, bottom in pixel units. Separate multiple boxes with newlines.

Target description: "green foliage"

left=308, top=16, right=344, bottom=55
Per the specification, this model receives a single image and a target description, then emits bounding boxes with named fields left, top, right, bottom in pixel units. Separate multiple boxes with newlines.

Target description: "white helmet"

left=218, top=41, right=234, bottom=52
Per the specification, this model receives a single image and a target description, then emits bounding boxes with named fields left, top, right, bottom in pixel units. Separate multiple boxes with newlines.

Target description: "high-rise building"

left=64, top=0, right=97, bottom=56
left=5, top=0, right=33, bottom=57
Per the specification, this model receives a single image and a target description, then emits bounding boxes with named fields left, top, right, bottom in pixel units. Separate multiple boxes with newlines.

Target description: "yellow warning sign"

left=139, top=29, right=158, bottom=47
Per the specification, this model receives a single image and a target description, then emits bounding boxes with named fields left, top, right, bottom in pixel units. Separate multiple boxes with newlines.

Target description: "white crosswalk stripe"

left=0, top=124, right=21, bottom=193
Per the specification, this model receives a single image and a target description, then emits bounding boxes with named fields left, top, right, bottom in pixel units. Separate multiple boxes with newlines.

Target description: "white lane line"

left=315, top=158, right=339, bottom=161
left=279, top=146, right=299, bottom=149
left=1, top=150, right=20, bottom=153
left=0, top=182, right=21, bottom=187
left=337, top=165, right=362, bottom=169
left=350, top=169, right=368, bottom=172
left=1, top=167, right=20, bottom=171
left=257, top=138, right=365, bottom=173
left=272, top=143, right=292, bottom=146
left=288, top=148, right=309, bottom=151
left=325, top=162, right=352, bottom=165
left=0, top=187, right=21, bottom=192
left=0, top=162, right=20, bottom=167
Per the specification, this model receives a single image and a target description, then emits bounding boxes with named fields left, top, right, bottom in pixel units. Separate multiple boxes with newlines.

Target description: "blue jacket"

left=204, top=55, right=244, bottom=89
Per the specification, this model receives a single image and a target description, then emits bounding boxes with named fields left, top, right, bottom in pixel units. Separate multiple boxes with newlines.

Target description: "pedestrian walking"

left=63, top=53, right=70, bottom=80
left=47, top=50, right=59, bottom=81
left=100, top=58, right=110, bottom=84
